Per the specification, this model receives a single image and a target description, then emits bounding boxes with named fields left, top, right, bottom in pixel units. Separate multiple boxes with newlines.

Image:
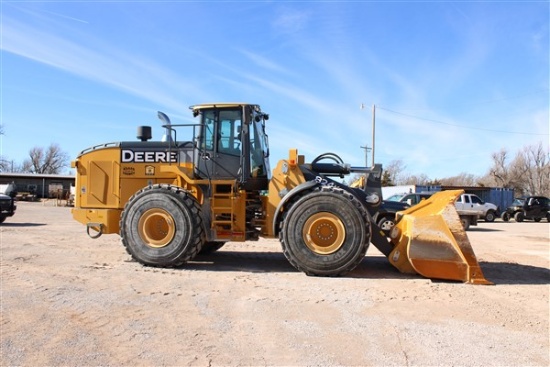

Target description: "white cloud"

left=238, top=49, right=293, bottom=76
left=271, top=7, right=311, bottom=36
left=1, top=16, right=199, bottom=112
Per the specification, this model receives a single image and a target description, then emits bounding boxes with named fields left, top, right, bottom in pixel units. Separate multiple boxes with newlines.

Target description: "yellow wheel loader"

left=71, top=103, right=491, bottom=284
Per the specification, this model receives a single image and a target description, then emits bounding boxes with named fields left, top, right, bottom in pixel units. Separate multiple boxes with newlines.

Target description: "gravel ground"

left=1, top=201, right=549, bottom=366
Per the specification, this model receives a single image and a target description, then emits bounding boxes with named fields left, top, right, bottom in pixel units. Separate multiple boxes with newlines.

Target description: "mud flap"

left=388, top=190, right=492, bottom=285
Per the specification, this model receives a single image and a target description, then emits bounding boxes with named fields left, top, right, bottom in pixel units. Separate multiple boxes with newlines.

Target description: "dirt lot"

left=1, top=201, right=549, bottom=366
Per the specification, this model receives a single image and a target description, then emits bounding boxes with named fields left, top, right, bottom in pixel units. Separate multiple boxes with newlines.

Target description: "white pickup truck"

left=455, top=193, right=499, bottom=227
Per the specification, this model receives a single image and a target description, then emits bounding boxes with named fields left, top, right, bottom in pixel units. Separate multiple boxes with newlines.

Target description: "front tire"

left=501, top=212, right=510, bottom=222
left=514, top=212, right=524, bottom=222
left=120, top=184, right=204, bottom=267
left=484, top=210, right=496, bottom=222
left=280, top=187, right=370, bottom=276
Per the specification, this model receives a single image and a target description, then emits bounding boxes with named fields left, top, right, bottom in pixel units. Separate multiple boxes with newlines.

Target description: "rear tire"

left=280, top=187, right=370, bottom=276
left=534, top=218, right=542, bottom=222
left=460, top=217, right=470, bottom=231
left=514, top=212, right=524, bottom=222
left=120, top=184, right=204, bottom=267
left=0, top=215, right=6, bottom=224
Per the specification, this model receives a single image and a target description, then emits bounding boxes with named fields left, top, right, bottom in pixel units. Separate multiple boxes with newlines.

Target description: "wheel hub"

left=138, top=208, right=176, bottom=248
left=303, top=212, right=345, bottom=254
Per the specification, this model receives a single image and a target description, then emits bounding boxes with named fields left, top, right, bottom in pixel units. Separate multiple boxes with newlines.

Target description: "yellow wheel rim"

left=138, top=208, right=176, bottom=248
left=303, top=212, right=345, bottom=255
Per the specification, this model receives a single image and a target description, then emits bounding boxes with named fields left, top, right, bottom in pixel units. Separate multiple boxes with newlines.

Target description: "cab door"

left=195, top=108, right=243, bottom=180
left=526, top=197, right=546, bottom=217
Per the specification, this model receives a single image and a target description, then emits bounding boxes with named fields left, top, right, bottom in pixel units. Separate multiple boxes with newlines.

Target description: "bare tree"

left=384, top=159, right=407, bottom=185
left=483, top=148, right=524, bottom=192
left=439, top=172, right=478, bottom=186
left=22, top=144, right=70, bottom=174
left=0, top=159, right=7, bottom=172
left=514, top=142, right=550, bottom=196
left=483, top=142, right=550, bottom=197
left=373, top=143, right=549, bottom=195
left=489, top=148, right=512, bottom=187
left=402, top=173, right=431, bottom=186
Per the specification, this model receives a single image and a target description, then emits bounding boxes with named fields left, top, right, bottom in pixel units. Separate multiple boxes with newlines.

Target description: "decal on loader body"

left=121, top=149, right=178, bottom=163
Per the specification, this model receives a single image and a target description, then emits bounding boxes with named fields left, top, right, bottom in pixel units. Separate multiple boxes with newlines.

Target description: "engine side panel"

left=72, top=144, right=196, bottom=234
left=75, top=147, right=121, bottom=208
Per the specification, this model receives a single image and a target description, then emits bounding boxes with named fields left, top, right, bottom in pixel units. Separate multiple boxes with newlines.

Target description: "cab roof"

left=189, top=103, right=260, bottom=111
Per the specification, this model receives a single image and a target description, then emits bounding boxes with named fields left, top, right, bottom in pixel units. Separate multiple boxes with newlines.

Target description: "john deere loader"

left=71, top=103, right=491, bottom=284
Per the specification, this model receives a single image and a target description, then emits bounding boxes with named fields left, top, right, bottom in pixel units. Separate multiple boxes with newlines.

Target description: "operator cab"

left=190, top=103, right=271, bottom=191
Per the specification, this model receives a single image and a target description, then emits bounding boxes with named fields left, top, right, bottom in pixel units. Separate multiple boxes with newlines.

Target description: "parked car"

left=373, top=200, right=410, bottom=234
left=501, top=198, right=524, bottom=221
left=501, top=196, right=550, bottom=222
left=386, top=192, right=433, bottom=206
left=0, top=182, right=17, bottom=223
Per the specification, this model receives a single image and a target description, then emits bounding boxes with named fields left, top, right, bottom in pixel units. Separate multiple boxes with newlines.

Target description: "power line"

left=377, top=106, right=549, bottom=136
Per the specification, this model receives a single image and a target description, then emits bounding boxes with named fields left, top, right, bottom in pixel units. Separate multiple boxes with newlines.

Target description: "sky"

left=1, top=0, right=548, bottom=181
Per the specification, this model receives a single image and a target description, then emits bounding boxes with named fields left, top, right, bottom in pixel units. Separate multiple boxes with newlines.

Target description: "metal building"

left=0, top=173, right=75, bottom=200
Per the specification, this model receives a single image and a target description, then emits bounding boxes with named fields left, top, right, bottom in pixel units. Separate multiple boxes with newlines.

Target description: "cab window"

left=202, top=110, right=215, bottom=151
left=200, top=109, right=242, bottom=156
left=249, top=120, right=265, bottom=177
left=218, top=110, right=242, bottom=156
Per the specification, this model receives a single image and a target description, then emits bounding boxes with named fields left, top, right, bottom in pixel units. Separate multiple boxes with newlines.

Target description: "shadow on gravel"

left=0, top=222, right=46, bottom=227
left=352, top=258, right=550, bottom=285
left=156, top=251, right=549, bottom=285
left=188, top=251, right=296, bottom=273
left=467, top=227, right=503, bottom=232
left=479, top=261, right=550, bottom=285
left=350, top=256, right=417, bottom=280
left=188, top=252, right=415, bottom=279
left=354, top=257, right=550, bottom=285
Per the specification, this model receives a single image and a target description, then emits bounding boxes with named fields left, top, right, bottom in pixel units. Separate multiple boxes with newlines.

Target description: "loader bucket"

left=388, top=190, right=492, bottom=285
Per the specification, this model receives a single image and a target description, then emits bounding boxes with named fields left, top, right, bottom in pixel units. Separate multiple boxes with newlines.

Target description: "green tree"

left=381, top=170, right=394, bottom=186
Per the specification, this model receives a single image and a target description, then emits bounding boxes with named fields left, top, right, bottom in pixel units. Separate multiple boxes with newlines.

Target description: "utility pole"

left=360, top=103, right=376, bottom=166
left=360, top=145, right=371, bottom=167
left=371, top=104, right=376, bottom=166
